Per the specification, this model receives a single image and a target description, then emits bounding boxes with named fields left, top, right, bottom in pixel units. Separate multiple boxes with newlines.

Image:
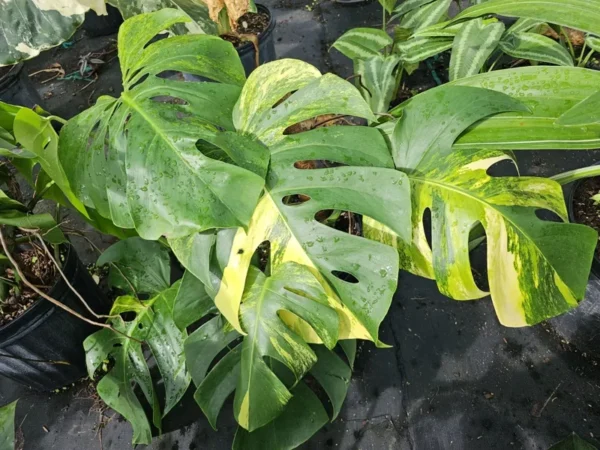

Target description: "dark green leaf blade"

left=97, top=237, right=170, bottom=295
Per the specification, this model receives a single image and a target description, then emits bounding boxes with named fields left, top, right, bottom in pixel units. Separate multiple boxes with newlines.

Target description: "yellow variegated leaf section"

left=216, top=194, right=375, bottom=341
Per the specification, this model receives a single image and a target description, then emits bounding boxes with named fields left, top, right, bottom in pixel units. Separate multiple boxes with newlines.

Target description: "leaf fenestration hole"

left=150, top=95, right=189, bottom=106
left=250, top=240, right=270, bottom=274
left=315, top=210, right=362, bottom=236
left=331, top=270, right=359, bottom=284
left=423, top=208, right=433, bottom=250
left=486, top=157, right=519, bottom=177
left=468, top=222, right=489, bottom=292
left=282, top=194, right=311, bottom=206
left=293, top=160, right=348, bottom=169
left=196, top=139, right=234, bottom=164
left=535, top=208, right=564, bottom=223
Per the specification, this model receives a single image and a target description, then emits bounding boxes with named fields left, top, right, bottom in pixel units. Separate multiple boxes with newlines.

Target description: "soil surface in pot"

left=572, top=176, right=600, bottom=259
left=221, top=11, right=270, bottom=47
left=0, top=247, right=57, bottom=327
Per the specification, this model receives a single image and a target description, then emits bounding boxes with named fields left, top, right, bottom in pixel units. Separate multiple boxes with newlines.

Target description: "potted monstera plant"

left=45, top=8, right=600, bottom=449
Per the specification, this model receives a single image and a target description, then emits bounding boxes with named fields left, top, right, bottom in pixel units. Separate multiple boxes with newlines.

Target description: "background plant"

left=0, top=400, right=17, bottom=450
left=332, top=0, right=600, bottom=115
left=0, top=0, right=257, bottom=67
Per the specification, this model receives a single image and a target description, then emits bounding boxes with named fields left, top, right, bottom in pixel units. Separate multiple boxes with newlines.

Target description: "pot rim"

left=566, top=162, right=600, bottom=278
left=235, top=4, right=276, bottom=55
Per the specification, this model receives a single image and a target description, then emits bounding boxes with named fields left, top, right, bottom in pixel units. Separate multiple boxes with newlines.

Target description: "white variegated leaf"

left=355, top=54, right=402, bottom=116
left=0, top=0, right=86, bottom=66
left=400, top=0, right=452, bottom=32
left=499, top=32, right=574, bottom=66
left=449, top=18, right=505, bottom=80
left=331, top=28, right=393, bottom=60
left=395, top=37, right=453, bottom=63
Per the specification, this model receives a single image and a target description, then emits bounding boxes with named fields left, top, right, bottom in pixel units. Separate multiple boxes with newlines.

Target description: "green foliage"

left=85, top=284, right=190, bottom=445
left=0, top=400, right=17, bottom=450
left=61, top=7, right=600, bottom=450
left=549, top=433, right=598, bottom=450
left=332, top=0, right=600, bottom=112
left=98, top=237, right=171, bottom=295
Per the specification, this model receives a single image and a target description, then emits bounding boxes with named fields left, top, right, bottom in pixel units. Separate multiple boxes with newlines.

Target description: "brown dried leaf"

left=223, top=0, right=249, bottom=29
left=203, top=0, right=226, bottom=23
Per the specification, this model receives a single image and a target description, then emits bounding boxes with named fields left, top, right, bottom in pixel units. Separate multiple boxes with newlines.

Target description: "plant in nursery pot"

left=53, top=9, right=600, bottom=448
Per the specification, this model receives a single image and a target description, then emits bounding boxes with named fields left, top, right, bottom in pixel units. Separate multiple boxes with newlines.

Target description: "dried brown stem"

left=34, top=234, right=116, bottom=320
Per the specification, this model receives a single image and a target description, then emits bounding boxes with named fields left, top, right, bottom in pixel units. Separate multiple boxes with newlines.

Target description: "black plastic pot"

left=567, top=173, right=600, bottom=278
left=0, top=245, right=109, bottom=391
left=82, top=4, right=124, bottom=38
left=238, top=4, right=276, bottom=75
left=0, top=64, right=44, bottom=109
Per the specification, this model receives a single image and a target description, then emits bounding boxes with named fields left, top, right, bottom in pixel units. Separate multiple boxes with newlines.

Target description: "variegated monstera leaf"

left=85, top=282, right=190, bottom=445
left=367, top=84, right=598, bottom=327
left=171, top=58, right=411, bottom=344
left=0, top=0, right=108, bottom=66
left=181, top=263, right=354, bottom=439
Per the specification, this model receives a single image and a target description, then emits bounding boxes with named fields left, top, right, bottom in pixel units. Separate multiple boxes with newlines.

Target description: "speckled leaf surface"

left=389, top=67, right=600, bottom=150
left=210, top=125, right=409, bottom=342
left=97, top=237, right=171, bottom=295
left=0, top=0, right=85, bottom=66
left=85, top=284, right=190, bottom=444
left=186, top=264, right=353, bottom=434
left=59, top=9, right=266, bottom=240
left=370, top=85, right=597, bottom=326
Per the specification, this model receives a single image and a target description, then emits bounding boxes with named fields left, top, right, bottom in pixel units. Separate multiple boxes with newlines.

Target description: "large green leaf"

left=369, top=85, right=597, bottom=326
left=59, top=9, right=266, bottom=240
left=453, top=0, right=600, bottom=36
left=499, top=32, right=574, bottom=67
left=449, top=18, right=505, bottom=80
left=0, top=400, right=17, bottom=450
left=85, top=284, right=190, bottom=444
left=331, top=28, right=393, bottom=60
left=193, top=129, right=409, bottom=341
left=186, top=263, right=353, bottom=437
left=389, top=66, right=600, bottom=150
left=97, top=237, right=171, bottom=295
left=0, top=1, right=86, bottom=66
left=166, top=57, right=403, bottom=345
